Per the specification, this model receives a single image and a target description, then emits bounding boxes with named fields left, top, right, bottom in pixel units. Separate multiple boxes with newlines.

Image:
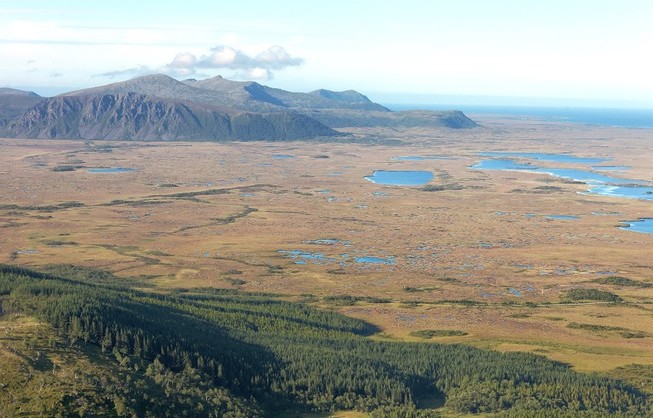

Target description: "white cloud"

left=95, top=44, right=303, bottom=81
left=198, top=46, right=245, bottom=67
left=234, top=67, right=272, bottom=81
left=94, top=66, right=153, bottom=78
left=168, top=52, right=197, bottom=69
left=162, top=45, right=303, bottom=80
left=164, top=53, right=198, bottom=77
left=254, top=45, right=303, bottom=69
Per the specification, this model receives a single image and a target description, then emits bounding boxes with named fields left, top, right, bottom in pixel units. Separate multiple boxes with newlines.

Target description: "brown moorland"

left=1, top=115, right=652, bottom=376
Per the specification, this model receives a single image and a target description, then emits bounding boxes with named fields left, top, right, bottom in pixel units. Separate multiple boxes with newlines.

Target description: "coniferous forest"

left=0, top=264, right=650, bottom=417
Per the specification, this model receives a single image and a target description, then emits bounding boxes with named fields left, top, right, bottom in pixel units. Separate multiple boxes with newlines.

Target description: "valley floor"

left=1, top=116, right=652, bottom=402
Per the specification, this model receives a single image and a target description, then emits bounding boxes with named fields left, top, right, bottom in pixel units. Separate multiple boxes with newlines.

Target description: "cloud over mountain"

left=96, top=45, right=304, bottom=81
left=168, top=45, right=303, bottom=79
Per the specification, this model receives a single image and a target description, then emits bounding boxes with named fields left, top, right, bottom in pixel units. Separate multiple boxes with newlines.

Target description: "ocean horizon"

left=385, top=104, right=653, bottom=129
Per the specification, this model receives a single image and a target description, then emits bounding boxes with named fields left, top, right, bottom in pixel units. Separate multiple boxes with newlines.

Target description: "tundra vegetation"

left=1, top=265, right=650, bottom=417
left=1, top=112, right=653, bottom=416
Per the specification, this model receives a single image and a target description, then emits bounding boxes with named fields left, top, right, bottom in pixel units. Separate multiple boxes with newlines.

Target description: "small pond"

left=508, top=288, right=522, bottom=297
left=392, top=155, right=448, bottom=161
left=277, top=250, right=334, bottom=264
left=279, top=249, right=396, bottom=267
left=365, top=170, right=434, bottom=186
left=545, top=215, right=580, bottom=220
left=354, top=256, right=395, bottom=265
left=88, top=167, right=135, bottom=173
left=303, top=239, right=351, bottom=246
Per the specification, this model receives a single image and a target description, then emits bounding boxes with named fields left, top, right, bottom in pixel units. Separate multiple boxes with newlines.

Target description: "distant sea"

left=385, top=104, right=653, bottom=129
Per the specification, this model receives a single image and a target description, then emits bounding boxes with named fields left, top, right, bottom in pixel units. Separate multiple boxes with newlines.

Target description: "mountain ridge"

left=4, top=92, right=338, bottom=141
left=0, top=74, right=477, bottom=141
left=0, top=88, right=44, bottom=123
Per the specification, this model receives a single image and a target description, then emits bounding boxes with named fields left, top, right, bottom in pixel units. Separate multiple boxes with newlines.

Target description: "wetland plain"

left=2, top=115, right=653, bottom=376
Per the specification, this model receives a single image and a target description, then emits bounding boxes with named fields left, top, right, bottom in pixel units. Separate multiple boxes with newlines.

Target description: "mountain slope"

left=1, top=264, right=649, bottom=417
left=0, top=74, right=477, bottom=141
left=3, top=92, right=338, bottom=141
left=66, top=74, right=279, bottom=112
left=302, top=108, right=478, bottom=128
left=185, top=76, right=477, bottom=128
left=0, top=88, right=43, bottom=124
left=184, top=76, right=389, bottom=111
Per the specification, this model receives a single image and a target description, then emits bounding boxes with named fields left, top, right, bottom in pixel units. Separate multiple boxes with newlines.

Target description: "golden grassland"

left=1, top=116, right=652, bottom=379
left=0, top=314, right=123, bottom=416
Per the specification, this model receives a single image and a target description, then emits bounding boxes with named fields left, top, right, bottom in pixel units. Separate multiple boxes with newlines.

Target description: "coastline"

left=385, top=103, right=653, bottom=129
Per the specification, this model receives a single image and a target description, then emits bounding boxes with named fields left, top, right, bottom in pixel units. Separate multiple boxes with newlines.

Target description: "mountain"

left=300, top=108, right=479, bottom=129
left=0, top=74, right=477, bottom=141
left=3, top=92, right=336, bottom=141
left=0, top=88, right=43, bottom=124
left=2, top=75, right=340, bottom=141
left=183, top=76, right=389, bottom=112
left=65, top=74, right=278, bottom=113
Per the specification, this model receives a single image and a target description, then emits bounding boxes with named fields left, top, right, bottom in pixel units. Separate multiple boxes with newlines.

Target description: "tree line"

left=0, top=264, right=650, bottom=417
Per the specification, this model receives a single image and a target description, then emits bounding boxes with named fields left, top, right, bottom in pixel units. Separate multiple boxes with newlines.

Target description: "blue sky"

left=2, top=0, right=652, bottom=106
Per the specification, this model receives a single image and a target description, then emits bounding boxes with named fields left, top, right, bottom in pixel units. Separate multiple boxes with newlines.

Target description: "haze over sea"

left=387, top=104, right=653, bottom=129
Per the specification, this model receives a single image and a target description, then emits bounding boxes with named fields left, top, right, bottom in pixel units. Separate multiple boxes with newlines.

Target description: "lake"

left=279, top=249, right=396, bottom=266
left=354, top=256, right=395, bottom=265
left=277, top=250, right=333, bottom=264
left=472, top=154, right=652, bottom=199
left=479, top=152, right=607, bottom=164
left=545, top=215, right=580, bottom=220
left=365, top=170, right=434, bottom=186
left=619, top=218, right=653, bottom=234
left=392, top=156, right=448, bottom=161
left=589, top=185, right=653, bottom=201
left=471, top=159, right=537, bottom=171
left=591, top=165, right=631, bottom=172
left=88, top=167, right=135, bottom=173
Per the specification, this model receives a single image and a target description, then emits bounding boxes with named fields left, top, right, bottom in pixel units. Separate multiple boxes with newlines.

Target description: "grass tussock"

left=565, top=288, right=623, bottom=303
left=410, top=329, right=468, bottom=339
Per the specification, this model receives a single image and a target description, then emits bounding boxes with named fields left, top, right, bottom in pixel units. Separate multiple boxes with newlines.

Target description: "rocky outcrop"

left=301, top=109, right=478, bottom=129
left=0, top=88, right=43, bottom=124
left=3, top=93, right=338, bottom=141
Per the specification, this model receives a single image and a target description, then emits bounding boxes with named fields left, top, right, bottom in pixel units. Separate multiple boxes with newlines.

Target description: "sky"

left=2, top=0, right=653, bottom=107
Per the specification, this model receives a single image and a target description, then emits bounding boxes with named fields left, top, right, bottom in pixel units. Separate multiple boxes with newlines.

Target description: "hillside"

left=66, top=74, right=279, bottom=113
left=302, top=109, right=479, bottom=128
left=0, top=88, right=43, bottom=124
left=0, top=74, right=477, bottom=141
left=3, top=92, right=337, bottom=141
left=1, top=264, right=650, bottom=417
